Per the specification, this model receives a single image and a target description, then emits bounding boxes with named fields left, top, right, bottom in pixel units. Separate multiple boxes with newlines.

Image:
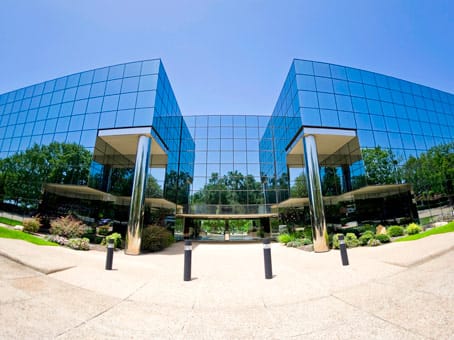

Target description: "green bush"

left=367, top=238, right=381, bottom=247
left=50, top=216, right=87, bottom=238
left=333, top=233, right=360, bottom=249
left=22, top=217, right=41, bottom=233
left=303, top=227, right=313, bottom=240
left=359, top=231, right=374, bottom=246
left=286, top=239, right=303, bottom=248
left=101, top=232, right=123, bottom=248
left=141, top=225, right=174, bottom=252
left=345, top=233, right=360, bottom=248
left=406, top=223, right=422, bottom=235
left=375, top=234, right=391, bottom=243
left=302, top=237, right=312, bottom=245
left=277, top=233, right=294, bottom=244
left=387, top=225, right=405, bottom=237
left=67, top=237, right=90, bottom=250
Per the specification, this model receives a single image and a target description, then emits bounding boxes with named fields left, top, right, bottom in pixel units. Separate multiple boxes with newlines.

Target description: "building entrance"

left=176, top=213, right=278, bottom=241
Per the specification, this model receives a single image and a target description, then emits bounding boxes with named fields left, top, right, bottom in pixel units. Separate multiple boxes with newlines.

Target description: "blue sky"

left=0, top=0, right=452, bottom=115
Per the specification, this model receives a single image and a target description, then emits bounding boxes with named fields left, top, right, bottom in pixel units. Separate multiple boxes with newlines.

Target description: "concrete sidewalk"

left=0, top=233, right=453, bottom=339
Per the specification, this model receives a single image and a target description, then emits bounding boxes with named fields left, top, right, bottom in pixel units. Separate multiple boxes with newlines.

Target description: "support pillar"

left=303, top=135, right=329, bottom=252
left=125, top=135, right=151, bottom=255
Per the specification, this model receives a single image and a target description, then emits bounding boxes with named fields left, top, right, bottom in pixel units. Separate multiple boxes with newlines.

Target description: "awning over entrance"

left=44, top=183, right=179, bottom=211
left=272, top=183, right=413, bottom=209
left=176, top=213, right=278, bottom=220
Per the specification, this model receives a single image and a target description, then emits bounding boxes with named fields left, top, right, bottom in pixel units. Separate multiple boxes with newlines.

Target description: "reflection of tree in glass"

left=0, top=142, right=92, bottom=207
left=322, top=167, right=341, bottom=196
left=164, top=170, right=191, bottom=204
left=402, top=142, right=454, bottom=198
left=290, top=173, right=308, bottom=198
left=362, top=146, right=402, bottom=185
left=192, top=171, right=263, bottom=205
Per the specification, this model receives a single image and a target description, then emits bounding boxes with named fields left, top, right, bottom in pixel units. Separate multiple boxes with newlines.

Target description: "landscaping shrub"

left=302, top=237, right=312, bottom=245
left=345, top=233, right=360, bottom=248
left=46, top=235, right=68, bottom=245
left=367, top=239, right=381, bottom=247
left=141, top=225, right=174, bottom=252
left=375, top=234, right=391, bottom=243
left=101, top=232, right=123, bottom=248
left=67, top=237, right=90, bottom=251
left=387, top=225, right=405, bottom=237
left=333, top=233, right=359, bottom=249
left=303, top=227, right=313, bottom=240
left=22, top=217, right=41, bottom=233
left=278, top=233, right=294, bottom=244
left=406, top=223, right=422, bottom=235
left=50, top=216, right=87, bottom=238
left=359, top=231, right=374, bottom=246
left=286, top=239, right=303, bottom=248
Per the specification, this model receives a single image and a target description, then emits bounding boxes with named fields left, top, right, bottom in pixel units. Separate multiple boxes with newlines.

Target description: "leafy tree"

left=403, top=142, right=454, bottom=197
left=362, top=147, right=401, bottom=185
left=321, top=167, right=341, bottom=196
left=290, top=173, right=308, bottom=198
left=192, top=171, right=263, bottom=206
left=164, top=170, right=192, bottom=205
left=0, top=142, right=92, bottom=207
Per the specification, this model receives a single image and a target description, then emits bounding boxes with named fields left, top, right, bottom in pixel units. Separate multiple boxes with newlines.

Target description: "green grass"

left=395, top=221, right=454, bottom=242
left=419, top=216, right=434, bottom=225
left=0, top=226, right=58, bottom=246
left=0, top=216, right=22, bottom=226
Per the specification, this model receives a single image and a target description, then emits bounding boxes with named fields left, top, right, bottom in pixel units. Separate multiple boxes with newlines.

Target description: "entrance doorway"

left=175, top=213, right=278, bottom=241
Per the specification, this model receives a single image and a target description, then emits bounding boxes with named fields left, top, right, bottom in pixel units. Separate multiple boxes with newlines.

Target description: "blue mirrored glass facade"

left=0, top=58, right=452, bottom=239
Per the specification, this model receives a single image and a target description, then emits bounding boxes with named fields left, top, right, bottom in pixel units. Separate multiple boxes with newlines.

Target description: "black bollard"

left=184, top=240, right=192, bottom=281
left=338, top=234, right=349, bottom=266
left=105, top=238, right=114, bottom=270
left=263, top=238, right=273, bottom=279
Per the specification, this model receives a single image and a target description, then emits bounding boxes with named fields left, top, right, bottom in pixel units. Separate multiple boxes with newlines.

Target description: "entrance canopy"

left=273, top=183, right=413, bottom=209
left=94, top=127, right=168, bottom=167
left=176, top=213, right=278, bottom=220
left=286, top=127, right=361, bottom=167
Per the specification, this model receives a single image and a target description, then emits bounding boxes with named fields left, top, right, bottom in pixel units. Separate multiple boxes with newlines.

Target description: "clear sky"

left=0, top=0, right=452, bottom=115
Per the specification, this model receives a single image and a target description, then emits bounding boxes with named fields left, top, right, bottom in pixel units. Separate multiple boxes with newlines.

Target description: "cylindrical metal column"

left=125, top=135, right=152, bottom=255
left=303, top=135, right=329, bottom=252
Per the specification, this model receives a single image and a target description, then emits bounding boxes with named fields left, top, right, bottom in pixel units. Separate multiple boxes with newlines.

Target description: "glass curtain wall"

left=184, top=115, right=269, bottom=214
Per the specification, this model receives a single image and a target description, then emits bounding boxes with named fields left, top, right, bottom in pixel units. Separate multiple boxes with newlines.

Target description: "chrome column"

left=303, top=135, right=329, bottom=252
left=125, top=135, right=151, bottom=255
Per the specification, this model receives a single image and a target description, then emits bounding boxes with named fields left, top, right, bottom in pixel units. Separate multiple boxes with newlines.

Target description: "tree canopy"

left=0, top=142, right=92, bottom=207
left=402, top=142, right=454, bottom=197
left=362, top=146, right=401, bottom=185
left=191, top=171, right=263, bottom=206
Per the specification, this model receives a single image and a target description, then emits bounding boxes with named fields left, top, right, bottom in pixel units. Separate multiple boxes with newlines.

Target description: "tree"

left=290, top=173, right=308, bottom=198
left=0, top=142, right=92, bottom=207
left=362, top=147, right=401, bottom=185
left=403, top=142, right=454, bottom=198
left=321, top=167, right=341, bottom=196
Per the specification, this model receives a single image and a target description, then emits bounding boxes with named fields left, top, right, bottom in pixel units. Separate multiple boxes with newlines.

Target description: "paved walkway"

left=0, top=233, right=453, bottom=339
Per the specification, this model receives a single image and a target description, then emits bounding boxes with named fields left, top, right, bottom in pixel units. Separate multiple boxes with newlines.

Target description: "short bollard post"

left=184, top=240, right=192, bottom=281
left=105, top=238, right=114, bottom=270
left=263, top=238, right=273, bottom=279
left=338, top=234, right=349, bottom=266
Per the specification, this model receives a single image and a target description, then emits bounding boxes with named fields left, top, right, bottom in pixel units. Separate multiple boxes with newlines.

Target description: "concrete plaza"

left=0, top=233, right=453, bottom=339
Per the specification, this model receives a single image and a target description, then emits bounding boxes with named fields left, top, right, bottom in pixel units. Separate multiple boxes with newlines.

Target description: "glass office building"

left=0, top=59, right=452, bottom=251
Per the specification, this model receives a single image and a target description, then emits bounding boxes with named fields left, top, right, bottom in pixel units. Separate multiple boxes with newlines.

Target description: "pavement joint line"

left=383, top=244, right=454, bottom=268
left=0, top=250, right=75, bottom=275
left=55, top=280, right=149, bottom=338
left=330, top=288, right=430, bottom=339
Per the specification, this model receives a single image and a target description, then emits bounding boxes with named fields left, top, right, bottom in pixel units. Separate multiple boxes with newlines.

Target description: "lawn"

left=0, top=216, right=22, bottom=226
left=395, top=221, right=454, bottom=242
left=0, top=226, right=57, bottom=246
